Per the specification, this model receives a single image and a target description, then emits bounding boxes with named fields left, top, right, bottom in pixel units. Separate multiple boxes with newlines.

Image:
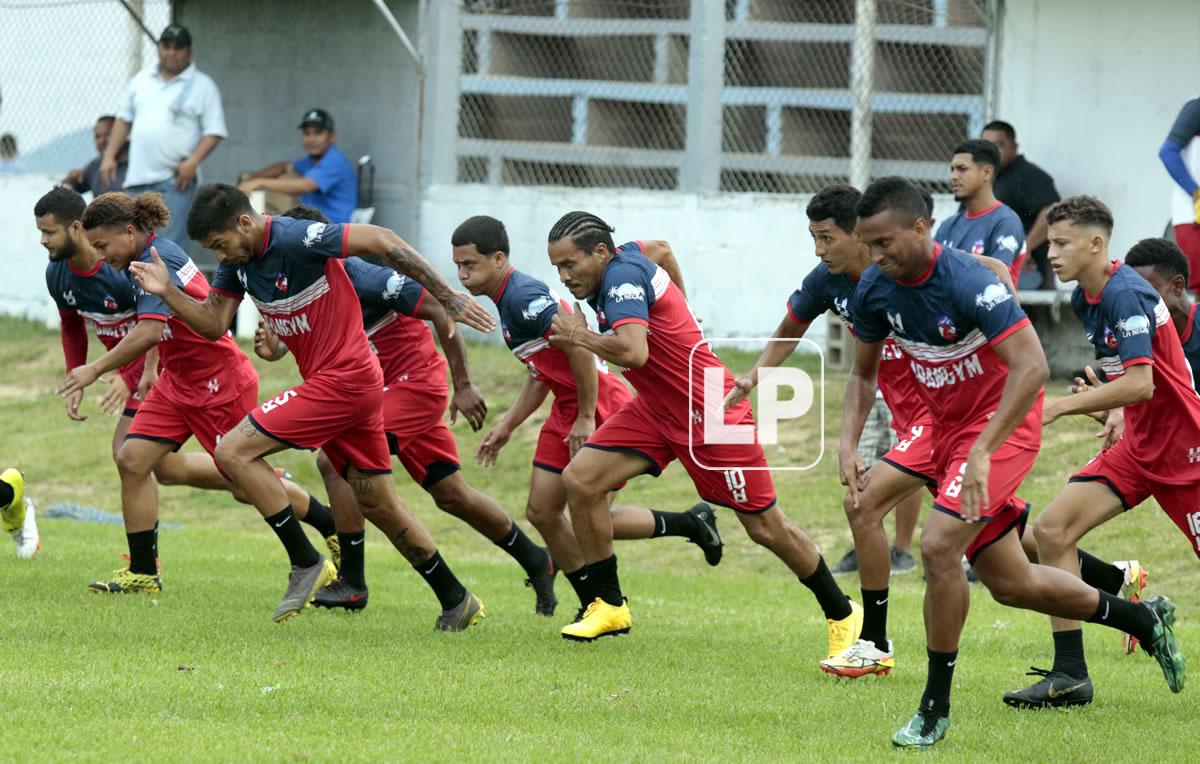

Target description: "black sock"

left=650, top=509, right=697, bottom=538
left=1051, top=629, right=1088, bottom=678
left=338, top=530, right=366, bottom=588
left=299, top=495, right=336, bottom=538
left=126, top=528, right=158, bottom=575
left=0, top=480, right=13, bottom=509
left=494, top=523, right=549, bottom=578
left=920, top=648, right=957, bottom=717
left=587, top=554, right=623, bottom=606
left=861, top=587, right=889, bottom=652
left=1088, top=590, right=1156, bottom=644
left=414, top=550, right=468, bottom=610
left=565, top=566, right=594, bottom=606
left=1078, top=550, right=1124, bottom=595
left=800, top=557, right=853, bottom=621
left=264, top=507, right=320, bottom=568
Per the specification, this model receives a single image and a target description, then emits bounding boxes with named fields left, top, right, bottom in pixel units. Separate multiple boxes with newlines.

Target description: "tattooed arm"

left=344, top=225, right=496, bottom=334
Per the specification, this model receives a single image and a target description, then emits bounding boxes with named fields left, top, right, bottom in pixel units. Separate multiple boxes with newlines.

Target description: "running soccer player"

left=133, top=183, right=495, bottom=628
left=257, top=204, right=557, bottom=615
left=60, top=192, right=339, bottom=595
left=545, top=211, right=860, bottom=650
left=1127, top=238, right=1200, bottom=389
left=1003, top=200, right=1195, bottom=710
left=936, top=139, right=1027, bottom=281
left=451, top=214, right=724, bottom=616
left=844, top=178, right=1182, bottom=749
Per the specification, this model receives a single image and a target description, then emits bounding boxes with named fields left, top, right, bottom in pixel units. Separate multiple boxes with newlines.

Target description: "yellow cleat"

left=561, top=597, right=632, bottom=642
left=89, top=567, right=162, bottom=593
left=826, top=600, right=863, bottom=660
left=324, top=534, right=341, bottom=572
left=0, top=468, right=26, bottom=533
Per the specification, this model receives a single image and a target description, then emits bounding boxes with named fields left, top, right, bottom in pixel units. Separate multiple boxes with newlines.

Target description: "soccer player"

left=450, top=214, right=724, bottom=616
left=257, top=204, right=556, bottom=615
left=1003, top=199, right=1196, bottom=710
left=0, top=468, right=37, bottom=558
left=1127, top=238, right=1200, bottom=388
left=132, top=184, right=495, bottom=628
left=59, top=192, right=339, bottom=595
left=936, top=139, right=1027, bottom=282
left=844, top=178, right=1182, bottom=749
left=544, top=211, right=860, bottom=649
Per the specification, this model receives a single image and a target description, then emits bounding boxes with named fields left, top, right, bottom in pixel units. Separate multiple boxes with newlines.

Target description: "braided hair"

left=81, top=191, right=169, bottom=232
left=547, top=210, right=615, bottom=253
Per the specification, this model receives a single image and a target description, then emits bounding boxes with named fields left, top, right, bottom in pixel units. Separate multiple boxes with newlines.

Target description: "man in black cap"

left=100, top=24, right=227, bottom=248
left=239, top=109, right=358, bottom=224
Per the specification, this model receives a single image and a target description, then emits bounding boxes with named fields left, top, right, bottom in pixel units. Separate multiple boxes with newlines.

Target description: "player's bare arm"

left=418, top=293, right=487, bottom=431
left=57, top=318, right=164, bottom=397
left=959, top=325, right=1049, bottom=521
left=726, top=313, right=808, bottom=409
left=562, top=340, right=600, bottom=457
left=640, top=240, right=686, bottom=297
left=548, top=303, right=649, bottom=369
left=128, top=248, right=238, bottom=340
left=839, top=337, right=883, bottom=507
left=476, top=376, right=550, bottom=467
left=1044, top=363, right=1152, bottom=425
left=347, top=225, right=496, bottom=334
left=137, top=345, right=160, bottom=400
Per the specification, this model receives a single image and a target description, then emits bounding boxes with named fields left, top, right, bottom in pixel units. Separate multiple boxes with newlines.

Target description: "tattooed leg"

left=347, top=469, right=437, bottom=565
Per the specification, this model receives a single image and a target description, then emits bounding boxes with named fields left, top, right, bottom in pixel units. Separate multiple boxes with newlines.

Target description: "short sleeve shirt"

left=935, top=202, right=1027, bottom=280
left=292, top=144, right=358, bottom=224
left=342, top=256, right=442, bottom=384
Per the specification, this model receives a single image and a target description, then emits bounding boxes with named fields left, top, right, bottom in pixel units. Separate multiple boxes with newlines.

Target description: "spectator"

left=100, top=24, right=226, bottom=248
left=64, top=116, right=128, bottom=195
left=238, top=108, right=357, bottom=224
left=1158, top=97, right=1200, bottom=292
left=0, top=133, right=23, bottom=174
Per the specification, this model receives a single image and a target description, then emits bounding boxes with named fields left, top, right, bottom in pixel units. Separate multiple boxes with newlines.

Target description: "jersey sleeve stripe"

left=210, top=286, right=243, bottom=300
left=340, top=224, right=352, bottom=258
left=411, top=289, right=427, bottom=317
left=611, top=317, right=649, bottom=329
left=988, top=317, right=1031, bottom=346
left=138, top=313, right=170, bottom=322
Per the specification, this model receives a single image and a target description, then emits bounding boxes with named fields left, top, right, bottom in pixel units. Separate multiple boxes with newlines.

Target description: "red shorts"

left=1174, top=224, right=1200, bottom=292
left=534, top=414, right=574, bottom=474
left=881, top=420, right=937, bottom=487
left=1071, top=439, right=1200, bottom=559
left=127, top=378, right=257, bottom=456
left=248, top=373, right=392, bottom=477
left=381, top=375, right=460, bottom=488
left=118, top=364, right=144, bottom=416
left=931, top=436, right=1038, bottom=563
left=585, top=395, right=777, bottom=513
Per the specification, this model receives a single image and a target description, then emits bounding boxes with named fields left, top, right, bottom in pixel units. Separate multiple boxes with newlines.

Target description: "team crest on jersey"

left=522, top=295, right=555, bottom=321
left=383, top=273, right=407, bottom=300
left=886, top=311, right=905, bottom=335
left=103, top=295, right=117, bottom=310
left=970, top=240, right=985, bottom=256
left=608, top=283, right=645, bottom=303
left=1116, top=315, right=1150, bottom=338
left=62, top=290, right=77, bottom=306
left=274, top=274, right=289, bottom=293
left=237, top=269, right=248, bottom=289
left=974, top=283, right=1012, bottom=311
left=302, top=222, right=327, bottom=248
left=937, top=315, right=958, bottom=341
left=1103, top=326, right=1117, bottom=349
left=833, top=296, right=850, bottom=320
left=996, top=234, right=1019, bottom=253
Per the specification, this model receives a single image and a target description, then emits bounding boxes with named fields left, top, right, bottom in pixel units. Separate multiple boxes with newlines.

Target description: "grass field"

left=0, top=314, right=1196, bottom=761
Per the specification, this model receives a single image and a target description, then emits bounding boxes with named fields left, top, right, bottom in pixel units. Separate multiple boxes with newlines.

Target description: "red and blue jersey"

left=787, top=263, right=929, bottom=433
left=343, top=256, right=443, bottom=385
left=211, top=216, right=382, bottom=389
left=935, top=201, right=1026, bottom=282
left=494, top=267, right=629, bottom=424
left=1178, top=303, right=1200, bottom=394
left=1073, top=262, right=1200, bottom=484
left=851, top=243, right=1042, bottom=450
left=130, top=235, right=256, bottom=404
left=46, top=258, right=146, bottom=383
left=587, top=241, right=742, bottom=437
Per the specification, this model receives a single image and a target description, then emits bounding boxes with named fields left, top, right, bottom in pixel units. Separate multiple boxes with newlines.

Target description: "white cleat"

left=12, top=498, right=39, bottom=559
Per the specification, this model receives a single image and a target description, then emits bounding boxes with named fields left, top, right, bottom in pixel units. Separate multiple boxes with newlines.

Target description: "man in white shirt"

left=100, top=25, right=226, bottom=249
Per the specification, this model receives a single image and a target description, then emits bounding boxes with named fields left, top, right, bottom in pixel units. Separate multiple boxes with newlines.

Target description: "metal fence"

left=452, top=0, right=996, bottom=193
left=0, top=0, right=171, bottom=175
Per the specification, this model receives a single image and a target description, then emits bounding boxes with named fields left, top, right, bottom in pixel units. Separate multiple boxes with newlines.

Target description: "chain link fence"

left=0, top=0, right=171, bottom=175
left=454, top=0, right=995, bottom=193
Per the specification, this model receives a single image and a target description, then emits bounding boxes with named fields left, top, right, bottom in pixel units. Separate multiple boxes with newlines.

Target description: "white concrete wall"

left=0, top=175, right=61, bottom=326
left=996, top=0, right=1200, bottom=256
left=418, top=183, right=960, bottom=348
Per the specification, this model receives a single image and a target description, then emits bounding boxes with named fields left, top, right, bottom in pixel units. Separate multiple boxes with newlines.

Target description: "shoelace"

left=1023, top=666, right=1053, bottom=679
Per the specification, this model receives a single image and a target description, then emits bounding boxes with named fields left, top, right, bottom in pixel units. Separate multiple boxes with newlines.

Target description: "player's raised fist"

left=129, top=247, right=171, bottom=296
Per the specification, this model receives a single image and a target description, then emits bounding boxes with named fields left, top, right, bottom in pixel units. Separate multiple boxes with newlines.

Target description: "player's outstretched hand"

left=958, top=447, right=990, bottom=523
left=838, top=446, right=867, bottom=509
left=129, top=247, right=172, bottom=296
left=442, top=292, right=496, bottom=334
left=475, top=424, right=511, bottom=467
left=1098, top=407, right=1124, bottom=449
left=137, top=363, right=158, bottom=401
left=99, top=374, right=130, bottom=417
left=548, top=304, right=588, bottom=348
left=64, top=388, right=86, bottom=421
left=566, top=414, right=595, bottom=459
left=450, top=383, right=488, bottom=431
left=1070, top=365, right=1104, bottom=395
left=724, top=374, right=754, bottom=410
left=58, top=364, right=99, bottom=397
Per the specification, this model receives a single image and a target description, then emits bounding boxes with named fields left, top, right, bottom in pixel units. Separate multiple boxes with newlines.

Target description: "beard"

left=48, top=235, right=78, bottom=262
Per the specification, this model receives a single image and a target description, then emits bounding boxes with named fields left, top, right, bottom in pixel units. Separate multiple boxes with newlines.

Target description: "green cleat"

left=892, top=709, right=949, bottom=749
left=1143, top=595, right=1185, bottom=693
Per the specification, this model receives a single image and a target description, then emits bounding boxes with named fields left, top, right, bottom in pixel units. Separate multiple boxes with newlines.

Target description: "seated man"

left=65, top=115, right=128, bottom=196
left=238, top=108, right=357, bottom=223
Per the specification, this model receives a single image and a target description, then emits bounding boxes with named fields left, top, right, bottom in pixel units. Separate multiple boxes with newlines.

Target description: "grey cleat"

left=436, top=590, right=485, bottom=632
left=273, top=557, right=337, bottom=622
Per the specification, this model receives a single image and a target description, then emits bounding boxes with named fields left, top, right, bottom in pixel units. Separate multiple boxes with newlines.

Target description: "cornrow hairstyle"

left=1126, top=237, right=1190, bottom=284
left=806, top=184, right=861, bottom=233
left=452, top=215, right=510, bottom=256
left=81, top=191, right=169, bottom=232
left=1046, top=195, right=1114, bottom=237
left=282, top=204, right=329, bottom=224
left=34, top=186, right=86, bottom=224
left=548, top=210, right=615, bottom=253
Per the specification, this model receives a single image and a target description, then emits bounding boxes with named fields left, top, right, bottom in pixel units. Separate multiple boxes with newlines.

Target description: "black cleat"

left=1002, top=667, right=1094, bottom=709
left=687, top=502, right=723, bottom=566
left=831, top=547, right=858, bottom=575
left=525, top=548, right=559, bottom=616
left=313, top=577, right=369, bottom=612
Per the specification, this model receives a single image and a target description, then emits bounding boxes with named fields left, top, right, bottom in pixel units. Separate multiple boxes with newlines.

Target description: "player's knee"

left=919, top=531, right=959, bottom=571
left=740, top=511, right=782, bottom=548
left=983, top=570, right=1026, bottom=607
left=429, top=479, right=470, bottom=515
left=213, top=439, right=244, bottom=475
left=1031, top=517, right=1073, bottom=554
left=561, top=463, right=598, bottom=501
left=525, top=500, right=555, bottom=529
left=116, top=444, right=153, bottom=480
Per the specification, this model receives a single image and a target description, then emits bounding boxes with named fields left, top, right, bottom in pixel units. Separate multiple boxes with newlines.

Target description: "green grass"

left=0, top=314, right=1196, bottom=761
